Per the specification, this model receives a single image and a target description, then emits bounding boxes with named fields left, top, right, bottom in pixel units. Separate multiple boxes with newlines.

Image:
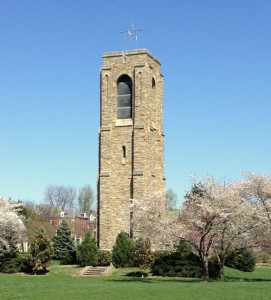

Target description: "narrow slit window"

left=122, top=145, right=126, bottom=164
left=122, top=146, right=126, bottom=158
left=152, top=77, right=156, bottom=88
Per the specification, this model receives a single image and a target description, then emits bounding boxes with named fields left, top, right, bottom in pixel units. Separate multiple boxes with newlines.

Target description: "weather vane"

left=120, top=23, right=142, bottom=55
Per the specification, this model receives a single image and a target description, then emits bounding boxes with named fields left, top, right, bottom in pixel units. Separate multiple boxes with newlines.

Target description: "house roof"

left=50, top=209, right=94, bottom=220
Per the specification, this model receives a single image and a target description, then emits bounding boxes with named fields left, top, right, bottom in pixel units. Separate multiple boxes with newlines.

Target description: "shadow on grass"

left=108, top=277, right=271, bottom=283
left=107, top=275, right=202, bottom=284
left=223, top=276, right=271, bottom=282
left=108, top=273, right=271, bottom=283
left=27, top=269, right=50, bottom=276
left=126, top=271, right=148, bottom=278
left=104, top=266, right=271, bottom=283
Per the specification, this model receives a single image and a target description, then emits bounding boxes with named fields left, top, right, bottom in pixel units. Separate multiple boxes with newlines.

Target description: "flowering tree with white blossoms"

left=0, top=196, right=26, bottom=248
left=132, top=176, right=265, bottom=281
left=182, top=177, right=263, bottom=280
left=243, top=172, right=271, bottom=250
left=243, top=172, right=271, bottom=225
left=131, top=191, right=178, bottom=250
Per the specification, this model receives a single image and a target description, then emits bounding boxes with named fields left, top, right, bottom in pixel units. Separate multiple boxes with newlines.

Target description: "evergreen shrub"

left=0, top=231, right=21, bottom=273
left=29, top=227, right=53, bottom=274
left=135, top=239, right=154, bottom=276
left=208, top=255, right=220, bottom=278
left=151, top=241, right=219, bottom=278
left=174, top=240, right=193, bottom=253
left=112, top=231, right=135, bottom=268
left=0, top=257, right=19, bottom=273
left=60, top=252, right=76, bottom=265
left=17, top=253, right=32, bottom=273
left=0, top=253, right=32, bottom=274
left=225, top=248, right=256, bottom=272
left=77, top=231, right=98, bottom=267
left=98, top=250, right=112, bottom=266
left=52, top=220, right=76, bottom=263
left=151, top=249, right=202, bottom=278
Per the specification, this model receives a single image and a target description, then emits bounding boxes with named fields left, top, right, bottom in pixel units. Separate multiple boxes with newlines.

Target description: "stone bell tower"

left=97, top=49, right=165, bottom=250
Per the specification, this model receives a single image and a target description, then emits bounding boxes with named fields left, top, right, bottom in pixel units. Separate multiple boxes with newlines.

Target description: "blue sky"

left=1, top=0, right=271, bottom=207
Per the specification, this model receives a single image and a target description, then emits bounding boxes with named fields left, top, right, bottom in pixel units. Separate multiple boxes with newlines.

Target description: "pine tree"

left=52, top=220, right=76, bottom=261
left=135, top=239, right=154, bottom=277
left=29, top=227, right=53, bottom=274
left=112, top=231, right=135, bottom=268
left=76, top=231, right=98, bottom=267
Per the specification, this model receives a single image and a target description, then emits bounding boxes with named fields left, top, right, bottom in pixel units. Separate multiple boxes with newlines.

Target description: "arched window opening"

left=117, top=75, right=132, bottom=119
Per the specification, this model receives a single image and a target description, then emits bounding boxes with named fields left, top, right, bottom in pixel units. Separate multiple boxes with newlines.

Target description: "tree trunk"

left=219, top=257, right=225, bottom=279
left=202, top=257, right=210, bottom=282
left=219, top=266, right=224, bottom=279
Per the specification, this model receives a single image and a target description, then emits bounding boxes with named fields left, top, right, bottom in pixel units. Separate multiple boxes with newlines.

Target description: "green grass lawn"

left=0, top=263, right=271, bottom=300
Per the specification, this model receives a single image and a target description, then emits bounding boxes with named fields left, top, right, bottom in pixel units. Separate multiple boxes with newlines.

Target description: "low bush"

left=0, top=232, right=32, bottom=274
left=153, top=250, right=171, bottom=260
left=151, top=241, right=219, bottom=278
left=0, top=253, right=32, bottom=274
left=0, top=258, right=20, bottom=273
left=98, top=250, right=112, bottom=266
left=174, top=240, right=193, bottom=253
left=208, top=256, right=220, bottom=278
left=225, top=248, right=256, bottom=272
left=60, top=252, right=77, bottom=265
left=151, top=250, right=203, bottom=278
left=0, top=232, right=20, bottom=273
